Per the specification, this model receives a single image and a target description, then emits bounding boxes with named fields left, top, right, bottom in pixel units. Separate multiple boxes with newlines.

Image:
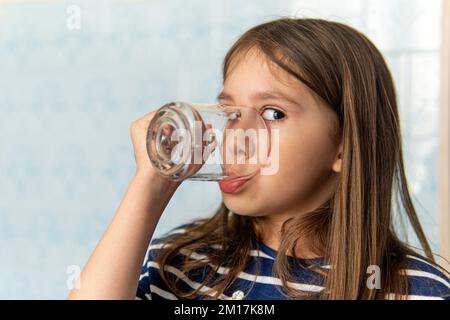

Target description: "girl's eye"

left=261, top=107, right=286, bottom=121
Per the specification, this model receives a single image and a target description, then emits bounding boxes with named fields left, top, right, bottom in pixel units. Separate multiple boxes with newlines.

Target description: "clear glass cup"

left=146, top=101, right=272, bottom=181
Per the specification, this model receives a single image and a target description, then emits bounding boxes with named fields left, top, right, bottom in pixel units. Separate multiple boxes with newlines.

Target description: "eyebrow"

left=217, top=90, right=301, bottom=107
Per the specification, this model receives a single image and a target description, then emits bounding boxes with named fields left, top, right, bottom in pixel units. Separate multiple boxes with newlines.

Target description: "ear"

left=332, top=141, right=343, bottom=173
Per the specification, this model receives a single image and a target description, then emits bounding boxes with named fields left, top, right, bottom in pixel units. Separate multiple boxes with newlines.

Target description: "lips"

left=219, top=171, right=252, bottom=194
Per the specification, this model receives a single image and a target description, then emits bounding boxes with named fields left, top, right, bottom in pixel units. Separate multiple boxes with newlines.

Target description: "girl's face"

left=218, top=48, right=342, bottom=219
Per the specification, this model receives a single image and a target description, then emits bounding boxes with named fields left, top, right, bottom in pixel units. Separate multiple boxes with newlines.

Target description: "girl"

left=68, top=18, right=450, bottom=300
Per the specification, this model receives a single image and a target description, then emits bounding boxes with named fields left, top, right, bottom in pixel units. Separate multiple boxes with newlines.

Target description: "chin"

left=222, top=195, right=265, bottom=217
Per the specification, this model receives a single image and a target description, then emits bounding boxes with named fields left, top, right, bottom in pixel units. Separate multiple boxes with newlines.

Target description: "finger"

left=138, top=110, right=157, bottom=122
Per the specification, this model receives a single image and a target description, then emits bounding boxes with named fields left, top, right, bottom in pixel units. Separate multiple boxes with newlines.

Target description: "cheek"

left=261, top=123, right=337, bottom=192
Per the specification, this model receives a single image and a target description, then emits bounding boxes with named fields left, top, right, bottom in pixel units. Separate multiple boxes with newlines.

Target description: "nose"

left=222, top=129, right=258, bottom=165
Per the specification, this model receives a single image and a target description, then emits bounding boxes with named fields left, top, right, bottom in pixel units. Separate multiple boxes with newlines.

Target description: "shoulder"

left=136, top=222, right=203, bottom=300
left=146, top=221, right=201, bottom=264
left=150, top=222, right=201, bottom=247
left=401, top=254, right=450, bottom=300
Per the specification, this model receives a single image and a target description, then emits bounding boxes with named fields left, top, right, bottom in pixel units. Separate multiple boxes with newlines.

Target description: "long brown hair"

left=155, top=17, right=442, bottom=299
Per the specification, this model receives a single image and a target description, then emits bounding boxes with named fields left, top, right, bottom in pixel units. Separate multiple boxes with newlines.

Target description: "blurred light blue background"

left=0, top=0, right=444, bottom=298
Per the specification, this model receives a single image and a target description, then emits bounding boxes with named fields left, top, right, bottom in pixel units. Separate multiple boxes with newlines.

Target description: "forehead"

left=223, top=48, right=320, bottom=109
left=223, top=48, right=306, bottom=97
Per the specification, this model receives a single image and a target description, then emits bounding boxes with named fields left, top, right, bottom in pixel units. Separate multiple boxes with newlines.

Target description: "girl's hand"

left=130, top=111, right=180, bottom=189
left=130, top=111, right=158, bottom=175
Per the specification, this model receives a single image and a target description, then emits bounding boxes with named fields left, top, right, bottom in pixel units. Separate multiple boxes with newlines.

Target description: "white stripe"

left=403, top=269, right=450, bottom=288
left=406, top=255, right=450, bottom=277
left=149, top=243, right=276, bottom=262
left=406, top=255, right=435, bottom=268
left=148, top=243, right=167, bottom=250
left=165, top=222, right=203, bottom=236
left=180, top=249, right=209, bottom=262
left=168, top=228, right=187, bottom=235
left=150, top=285, right=178, bottom=300
left=139, top=271, right=149, bottom=281
left=250, top=249, right=275, bottom=260
left=235, top=272, right=324, bottom=292
left=147, top=261, right=231, bottom=300
left=386, top=293, right=444, bottom=300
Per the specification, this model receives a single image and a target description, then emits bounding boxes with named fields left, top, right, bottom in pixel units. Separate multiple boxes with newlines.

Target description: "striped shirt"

left=136, top=224, right=450, bottom=300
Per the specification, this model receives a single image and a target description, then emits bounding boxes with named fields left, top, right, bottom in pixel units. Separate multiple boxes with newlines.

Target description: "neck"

left=254, top=173, right=338, bottom=259
left=255, top=214, right=321, bottom=259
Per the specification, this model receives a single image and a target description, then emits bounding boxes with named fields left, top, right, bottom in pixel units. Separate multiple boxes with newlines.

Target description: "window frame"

left=439, top=0, right=450, bottom=263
